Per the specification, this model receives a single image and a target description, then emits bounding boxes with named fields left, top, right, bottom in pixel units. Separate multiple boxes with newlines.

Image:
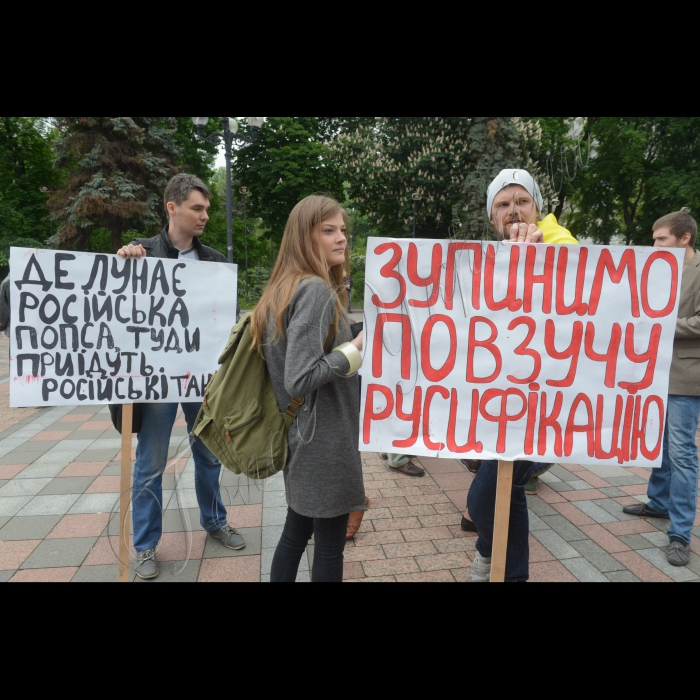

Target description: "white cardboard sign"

left=360, top=239, right=683, bottom=467
left=9, top=248, right=238, bottom=408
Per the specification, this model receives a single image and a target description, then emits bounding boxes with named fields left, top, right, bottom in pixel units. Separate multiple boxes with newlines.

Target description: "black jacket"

left=131, top=228, right=238, bottom=318
left=131, top=228, right=228, bottom=263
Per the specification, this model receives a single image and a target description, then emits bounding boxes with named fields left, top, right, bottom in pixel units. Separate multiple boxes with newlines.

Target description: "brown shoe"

left=461, top=460, right=482, bottom=476
left=347, top=499, right=371, bottom=541
left=389, top=460, right=426, bottom=478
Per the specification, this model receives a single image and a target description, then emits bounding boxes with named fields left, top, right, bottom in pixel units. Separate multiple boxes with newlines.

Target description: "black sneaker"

left=622, top=504, right=668, bottom=519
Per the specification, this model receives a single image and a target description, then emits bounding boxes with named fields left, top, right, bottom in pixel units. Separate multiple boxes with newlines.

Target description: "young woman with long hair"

left=251, top=195, right=366, bottom=583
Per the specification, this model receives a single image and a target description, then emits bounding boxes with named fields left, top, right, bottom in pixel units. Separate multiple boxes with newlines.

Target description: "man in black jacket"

left=117, top=173, right=245, bottom=580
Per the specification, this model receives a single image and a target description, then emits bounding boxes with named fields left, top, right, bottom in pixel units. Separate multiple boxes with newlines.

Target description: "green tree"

left=0, top=117, right=61, bottom=274
left=516, top=117, right=587, bottom=221
left=640, top=117, right=700, bottom=240
left=50, top=117, right=182, bottom=253
left=205, top=167, right=269, bottom=268
left=567, top=117, right=686, bottom=245
left=335, top=117, right=593, bottom=241
left=234, top=117, right=344, bottom=241
left=0, top=195, right=47, bottom=270
left=452, top=117, right=592, bottom=239
left=335, top=117, right=473, bottom=239
left=599, top=116, right=659, bottom=245
left=452, top=117, right=528, bottom=239
left=318, top=117, right=375, bottom=141
left=173, top=117, right=219, bottom=181
left=0, top=117, right=60, bottom=248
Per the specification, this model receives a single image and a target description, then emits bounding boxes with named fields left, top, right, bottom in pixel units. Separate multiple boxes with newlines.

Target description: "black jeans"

left=271, top=508, right=349, bottom=583
left=467, top=461, right=537, bottom=583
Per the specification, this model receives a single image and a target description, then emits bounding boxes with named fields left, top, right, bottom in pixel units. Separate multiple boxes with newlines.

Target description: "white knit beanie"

left=487, top=169, right=544, bottom=221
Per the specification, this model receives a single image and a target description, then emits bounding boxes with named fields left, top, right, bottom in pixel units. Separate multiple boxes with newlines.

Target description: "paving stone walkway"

left=0, top=337, right=698, bottom=582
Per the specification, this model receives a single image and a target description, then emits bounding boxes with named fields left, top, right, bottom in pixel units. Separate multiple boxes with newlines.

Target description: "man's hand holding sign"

left=508, top=223, right=544, bottom=244
left=117, top=244, right=148, bottom=259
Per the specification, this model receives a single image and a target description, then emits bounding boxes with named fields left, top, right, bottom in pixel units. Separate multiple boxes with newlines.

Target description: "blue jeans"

left=468, top=461, right=541, bottom=583
left=133, top=402, right=227, bottom=552
left=647, top=395, right=700, bottom=545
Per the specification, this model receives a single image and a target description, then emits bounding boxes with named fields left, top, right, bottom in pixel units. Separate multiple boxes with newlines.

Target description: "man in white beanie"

left=490, top=169, right=576, bottom=496
left=465, top=169, right=579, bottom=494
left=487, top=168, right=578, bottom=245
left=466, top=169, right=579, bottom=582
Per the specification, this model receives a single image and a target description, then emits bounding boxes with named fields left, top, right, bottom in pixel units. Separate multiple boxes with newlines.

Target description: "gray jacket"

left=263, top=278, right=366, bottom=519
left=0, top=276, right=10, bottom=336
left=671, top=252, right=700, bottom=395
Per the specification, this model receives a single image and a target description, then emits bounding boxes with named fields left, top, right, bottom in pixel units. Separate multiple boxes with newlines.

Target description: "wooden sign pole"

left=490, top=461, right=514, bottom=583
left=118, top=404, right=134, bottom=584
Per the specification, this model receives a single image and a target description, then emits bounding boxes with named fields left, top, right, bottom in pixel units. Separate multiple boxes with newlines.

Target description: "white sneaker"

left=468, top=552, right=492, bottom=583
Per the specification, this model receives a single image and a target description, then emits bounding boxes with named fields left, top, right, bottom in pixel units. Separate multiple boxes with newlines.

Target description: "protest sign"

left=9, top=248, right=238, bottom=408
left=361, top=239, right=683, bottom=468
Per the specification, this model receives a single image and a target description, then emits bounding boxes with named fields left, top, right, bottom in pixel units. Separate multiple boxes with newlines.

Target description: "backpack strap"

left=285, top=396, right=306, bottom=419
left=285, top=312, right=340, bottom=420
left=203, top=372, right=217, bottom=411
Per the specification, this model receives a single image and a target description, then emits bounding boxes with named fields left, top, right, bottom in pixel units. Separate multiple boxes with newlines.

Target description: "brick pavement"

left=1, top=336, right=699, bottom=582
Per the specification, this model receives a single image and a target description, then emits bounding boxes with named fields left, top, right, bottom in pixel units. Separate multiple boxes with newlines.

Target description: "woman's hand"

left=352, top=331, right=364, bottom=352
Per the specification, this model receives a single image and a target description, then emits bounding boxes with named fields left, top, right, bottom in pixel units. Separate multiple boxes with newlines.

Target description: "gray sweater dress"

left=263, top=277, right=366, bottom=519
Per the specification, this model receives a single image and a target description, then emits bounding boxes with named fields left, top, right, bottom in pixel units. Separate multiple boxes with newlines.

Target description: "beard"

left=492, top=216, right=523, bottom=241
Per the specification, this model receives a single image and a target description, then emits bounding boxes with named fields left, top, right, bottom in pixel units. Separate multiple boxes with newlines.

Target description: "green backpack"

left=191, top=313, right=333, bottom=481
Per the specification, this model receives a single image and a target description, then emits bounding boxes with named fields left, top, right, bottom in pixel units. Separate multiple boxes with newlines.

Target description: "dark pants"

left=271, top=508, right=349, bottom=583
left=468, top=460, right=537, bottom=583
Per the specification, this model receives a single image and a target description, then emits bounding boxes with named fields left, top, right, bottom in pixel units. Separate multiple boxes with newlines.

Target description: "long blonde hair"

left=251, top=195, right=350, bottom=350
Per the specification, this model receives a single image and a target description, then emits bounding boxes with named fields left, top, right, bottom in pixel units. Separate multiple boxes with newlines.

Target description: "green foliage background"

left=0, top=117, right=61, bottom=269
left=234, top=117, right=345, bottom=243
left=3, top=116, right=700, bottom=304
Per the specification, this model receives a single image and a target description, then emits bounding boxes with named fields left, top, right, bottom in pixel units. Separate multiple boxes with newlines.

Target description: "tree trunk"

left=554, top=191, right=567, bottom=220
left=111, top=223, right=123, bottom=254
